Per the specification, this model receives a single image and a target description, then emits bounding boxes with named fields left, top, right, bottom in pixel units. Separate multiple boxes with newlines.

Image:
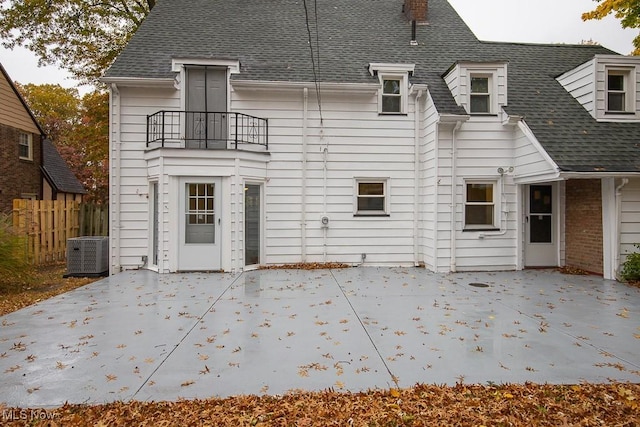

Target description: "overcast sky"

left=0, top=0, right=637, bottom=92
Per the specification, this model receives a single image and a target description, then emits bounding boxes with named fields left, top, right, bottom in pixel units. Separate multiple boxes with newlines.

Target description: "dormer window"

left=382, top=79, right=402, bottom=113
left=368, top=63, right=414, bottom=115
left=470, top=75, right=491, bottom=114
left=607, top=69, right=629, bottom=113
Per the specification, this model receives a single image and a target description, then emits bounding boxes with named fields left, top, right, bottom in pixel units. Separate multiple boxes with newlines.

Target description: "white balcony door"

left=186, top=66, right=227, bottom=149
left=178, top=178, right=221, bottom=271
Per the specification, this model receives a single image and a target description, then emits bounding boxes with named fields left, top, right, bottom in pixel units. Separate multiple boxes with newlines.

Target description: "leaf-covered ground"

left=1, top=383, right=638, bottom=426
left=1, top=265, right=638, bottom=425
left=0, top=263, right=98, bottom=316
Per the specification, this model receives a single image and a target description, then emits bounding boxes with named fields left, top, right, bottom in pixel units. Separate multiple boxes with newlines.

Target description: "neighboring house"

left=0, top=62, right=44, bottom=211
left=42, top=139, right=86, bottom=202
left=0, top=62, right=86, bottom=212
left=103, top=0, right=640, bottom=279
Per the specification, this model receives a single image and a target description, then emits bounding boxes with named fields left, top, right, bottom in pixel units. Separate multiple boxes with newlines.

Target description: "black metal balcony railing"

left=146, top=111, right=268, bottom=150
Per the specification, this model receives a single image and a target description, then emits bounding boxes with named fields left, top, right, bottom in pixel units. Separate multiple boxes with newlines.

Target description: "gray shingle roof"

left=42, top=139, right=87, bottom=195
left=105, top=0, right=640, bottom=172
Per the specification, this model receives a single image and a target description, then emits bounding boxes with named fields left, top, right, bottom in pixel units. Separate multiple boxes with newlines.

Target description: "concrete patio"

left=1, top=267, right=639, bottom=408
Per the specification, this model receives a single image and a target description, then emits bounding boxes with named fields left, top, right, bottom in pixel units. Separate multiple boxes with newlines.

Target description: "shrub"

left=0, top=215, right=33, bottom=293
left=620, top=244, right=640, bottom=282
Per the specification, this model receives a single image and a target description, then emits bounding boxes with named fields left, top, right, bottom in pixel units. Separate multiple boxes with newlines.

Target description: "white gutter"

left=231, top=80, right=379, bottom=94
left=560, top=172, right=640, bottom=179
left=413, top=89, right=424, bottom=266
left=301, top=88, right=308, bottom=263
left=110, top=83, right=121, bottom=274
left=101, top=77, right=175, bottom=88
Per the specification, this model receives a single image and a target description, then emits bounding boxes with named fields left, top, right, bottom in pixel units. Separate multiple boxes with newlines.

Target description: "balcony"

left=147, top=111, right=268, bottom=150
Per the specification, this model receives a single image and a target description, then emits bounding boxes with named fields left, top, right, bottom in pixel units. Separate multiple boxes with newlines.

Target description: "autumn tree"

left=15, top=83, right=80, bottom=143
left=582, top=0, right=640, bottom=55
left=0, top=0, right=155, bottom=83
left=63, top=91, right=110, bottom=205
left=18, top=84, right=109, bottom=205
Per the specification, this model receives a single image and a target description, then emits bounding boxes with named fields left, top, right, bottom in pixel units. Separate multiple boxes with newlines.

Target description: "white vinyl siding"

left=619, top=178, right=640, bottom=274
left=443, top=62, right=508, bottom=117
left=445, top=117, right=518, bottom=271
left=240, top=88, right=417, bottom=266
left=556, top=58, right=596, bottom=116
left=558, top=55, right=640, bottom=121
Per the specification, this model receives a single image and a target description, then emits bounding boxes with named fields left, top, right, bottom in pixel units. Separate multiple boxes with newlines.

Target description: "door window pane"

left=530, top=215, right=552, bottom=243
left=529, top=185, right=552, bottom=214
left=245, top=184, right=261, bottom=265
left=185, top=183, right=215, bottom=244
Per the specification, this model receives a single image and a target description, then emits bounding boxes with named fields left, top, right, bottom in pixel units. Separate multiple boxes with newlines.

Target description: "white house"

left=102, top=0, right=640, bottom=279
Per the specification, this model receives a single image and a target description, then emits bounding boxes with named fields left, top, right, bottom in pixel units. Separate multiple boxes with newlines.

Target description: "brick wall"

left=565, top=179, right=603, bottom=274
left=404, top=0, right=427, bottom=22
left=0, top=123, right=42, bottom=213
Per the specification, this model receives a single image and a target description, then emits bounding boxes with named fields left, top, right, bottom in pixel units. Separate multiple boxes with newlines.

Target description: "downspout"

left=449, top=120, right=463, bottom=273
left=110, top=83, right=121, bottom=274
left=322, top=129, right=328, bottom=263
left=433, top=123, right=439, bottom=271
left=301, top=88, right=308, bottom=263
left=235, top=158, right=241, bottom=272
left=614, top=178, right=629, bottom=279
left=413, top=89, right=424, bottom=266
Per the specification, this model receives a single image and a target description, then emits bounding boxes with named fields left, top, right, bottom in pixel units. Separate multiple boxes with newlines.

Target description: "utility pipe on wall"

left=301, top=88, right=308, bottom=263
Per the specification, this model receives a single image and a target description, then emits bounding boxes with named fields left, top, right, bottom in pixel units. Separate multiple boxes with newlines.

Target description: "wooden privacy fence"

left=12, top=200, right=109, bottom=265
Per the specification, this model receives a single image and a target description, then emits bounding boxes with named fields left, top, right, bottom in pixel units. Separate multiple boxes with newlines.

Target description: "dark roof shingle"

left=105, top=0, right=640, bottom=172
left=42, top=139, right=87, bottom=195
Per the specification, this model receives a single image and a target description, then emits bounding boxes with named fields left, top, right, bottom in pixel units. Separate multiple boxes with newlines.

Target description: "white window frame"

left=469, top=73, right=493, bottom=114
left=463, top=180, right=499, bottom=230
left=378, top=74, right=408, bottom=114
left=606, top=67, right=634, bottom=113
left=368, top=63, right=414, bottom=115
left=354, top=178, right=389, bottom=216
left=18, top=132, right=32, bottom=161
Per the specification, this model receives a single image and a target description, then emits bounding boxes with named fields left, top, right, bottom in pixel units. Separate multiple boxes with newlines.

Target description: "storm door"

left=185, top=67, right=227, bottom=149
left=524, top=184, right=558, bottom=267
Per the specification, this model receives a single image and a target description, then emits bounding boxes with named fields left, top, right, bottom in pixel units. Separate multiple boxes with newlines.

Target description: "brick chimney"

left=403, top=0, right=427, bottom=23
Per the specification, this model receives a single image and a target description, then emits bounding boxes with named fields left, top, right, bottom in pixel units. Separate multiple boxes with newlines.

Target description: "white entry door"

left=178, top=178, right=221, bottom=271
left=524, top=184, right=557, bottom=267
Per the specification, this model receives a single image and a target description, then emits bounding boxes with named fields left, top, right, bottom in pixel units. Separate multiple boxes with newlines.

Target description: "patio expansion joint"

left=129, top=272, right=245, bottom=401
left=485, top=291, right=640, bottom=372
left=329, top=269, right=399, bottom=388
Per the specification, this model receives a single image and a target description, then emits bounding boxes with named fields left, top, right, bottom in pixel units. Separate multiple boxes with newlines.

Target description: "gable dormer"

left=443, top=61, right=508, bottom=118
left=556, top=54, right=640, bottom=122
